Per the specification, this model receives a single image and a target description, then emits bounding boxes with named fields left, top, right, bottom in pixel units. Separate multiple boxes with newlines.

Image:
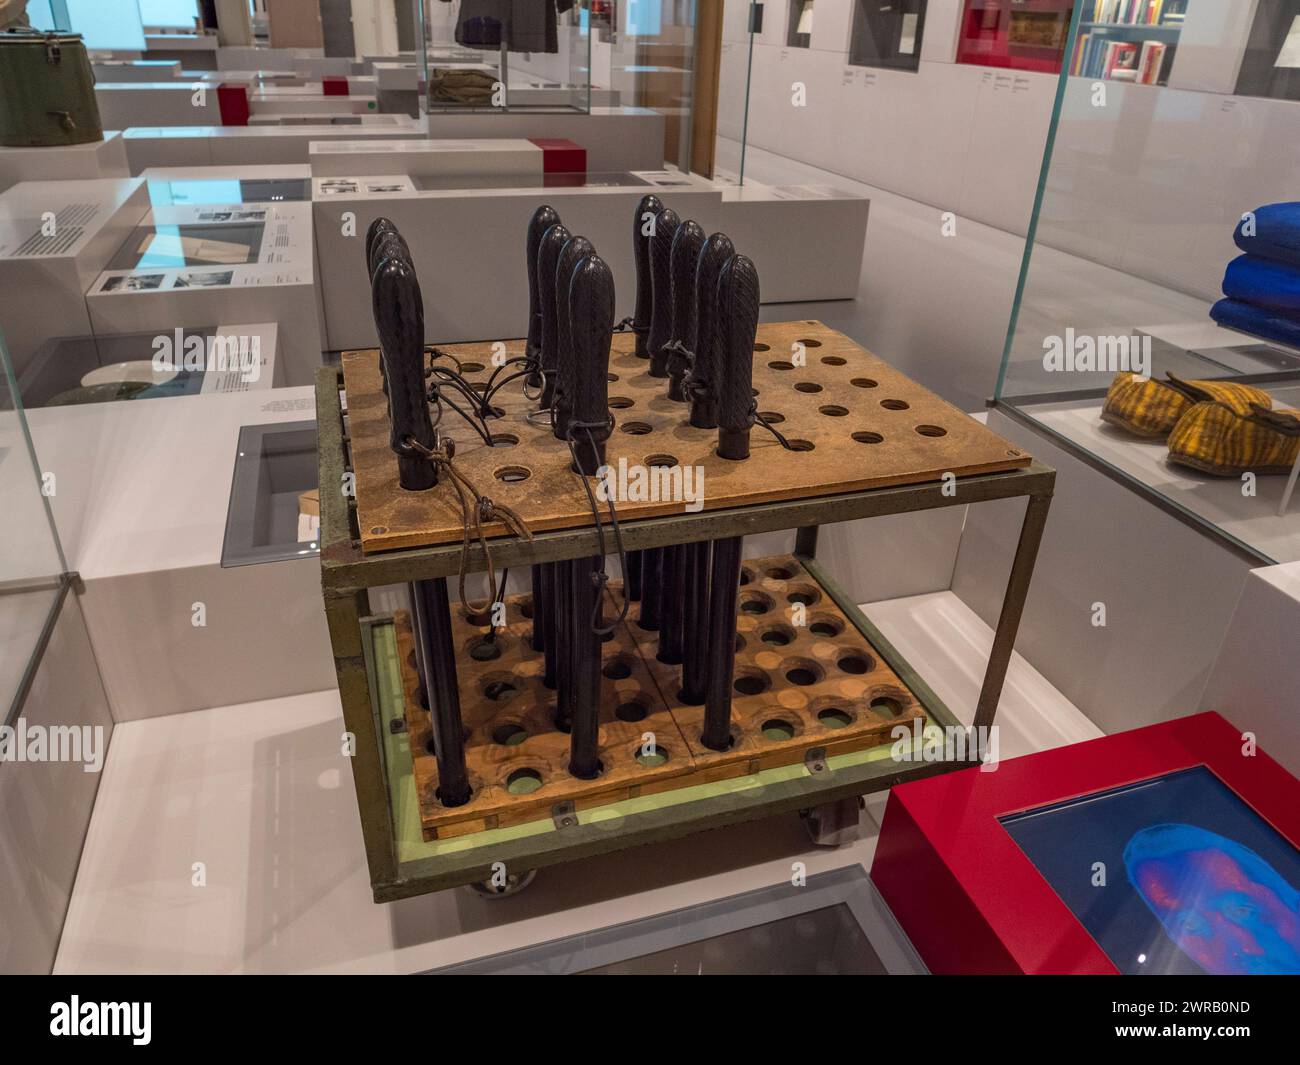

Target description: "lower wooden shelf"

left=399, top=554, right=926, bottom=841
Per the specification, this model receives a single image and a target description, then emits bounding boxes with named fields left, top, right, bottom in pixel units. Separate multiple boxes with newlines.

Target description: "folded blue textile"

left=1234, top=202, right=1300, bottom=265
left=1210, top=297, right=1300, bottom=350
left=1222, top=255, right=1300, bottom=314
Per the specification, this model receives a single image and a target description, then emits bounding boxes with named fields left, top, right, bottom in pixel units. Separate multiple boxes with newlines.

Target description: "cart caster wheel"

left=467, top=868, right=538, bottom=899
left=800, top=796, right=864, bottom=848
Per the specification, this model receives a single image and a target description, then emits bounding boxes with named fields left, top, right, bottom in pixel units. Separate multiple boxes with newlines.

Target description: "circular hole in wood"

left=505, top=768, right=543, bottom=795
left=519, top=597, right=534, bottom=619
left=758, top=411, right=785, bottom=424
left=469, top=637, right=502, bottom=661
left=881, top=399, right=910, bottom=411
left=794, top=382, right=823, bottom=394
left=620, top=421, right=653, bottom=435
left=851, top=378, right=878, bottom=389
left=615, top=696, right=650, bottom=723
left=607, top=372, right=618, bottom=382
left=735, top=632, right=746, bottom=653
left=818, top=706, right=854, bottom=730
left=634, top=743, right=669, bottom=768
left=852, top=431, right=884, bottom=445
left=765, top=564, right=795, bottom=581
left=786, top=583, right=822, bottom=607
left=609, top=396, right=634, bottom=409
left=818, top=404, right=848, bottom=417
left=915, top=424, right=947, bottom=437
left=752, top=387, right=760, bottom=397
left=809, top=614, right=844, bottom=638
left=492, top=723, right=528, bottom=746
left=784, top=658, right=824, bottom=686
left=489, top=433, right=519, bottom=448
left=470, top=382, right=489, bottom=393
left=645, top=453, right=678, bottom=468
left=768, top=360, right=795, bottom=371
left=734, top=669, right=771, bottom=697
left=870, top=696, right=905, bottom=718
left=837, top=653, right=874, bottom=675
left=494, top=465, right=531, bottom=483
left=820, top=355, right=846, bottom=366
left=761, top=718, right=795, bottom=742
left=740, top=566, right=754, bottom=585
left=602, top=654, right=636, bottom=680
left=458, top=361, right=485, bottom=373
left=739, top=590, right=775, bottom=616
left=484, top=679, right=517, bottom=701
left=797, top=338, right=823, bottom=348
left=787, top=439, right=815, bottom=452
left=758, top=622, right=796, bottom=647
left=754, top=342, right=771, bottom=352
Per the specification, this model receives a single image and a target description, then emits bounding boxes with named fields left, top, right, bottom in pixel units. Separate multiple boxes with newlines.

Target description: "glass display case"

left=956, top=0, right=1075, bottom=73
left=848, top=0, right=928, bottom=72
left=418, top=0, right=594, bottom=113
left=0, top=327, right=69, bottom=724
left=996, top=1, right=1300, bottom=564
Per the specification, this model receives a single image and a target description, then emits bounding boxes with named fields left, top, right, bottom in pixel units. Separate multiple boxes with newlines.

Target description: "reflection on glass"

left=996, top=2, right=1300, bottom=563
left=849, top=0, right=928, bottom=72
left=1001, top=766, right=1300, bottom=975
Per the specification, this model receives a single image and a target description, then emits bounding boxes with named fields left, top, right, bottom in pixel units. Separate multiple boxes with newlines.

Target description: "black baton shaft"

left=554, top=557, right=574, bottom=731
left=542, top=561, right=559, bottom=689
left=625, top=549, right=644, bottom=602
left=568, top=557, right=603, bottom=780
left=638, top=547, right=664, bottom=631
left=658, top=544, right=685, bottom=665
left=701, top=535, right=743, bottom=752
left=530, top=564, right=547, bottom=652
left=680, top=540, right=712, bottom=705
left=411, top=577, right=471, bottom=805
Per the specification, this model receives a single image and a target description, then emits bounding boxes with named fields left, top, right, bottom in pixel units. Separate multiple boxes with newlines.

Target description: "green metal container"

left=0, top=30, right=103, bottom=147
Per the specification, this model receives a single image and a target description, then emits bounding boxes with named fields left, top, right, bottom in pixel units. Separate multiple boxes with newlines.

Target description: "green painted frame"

left=316, top=368, right=1056, bottom=901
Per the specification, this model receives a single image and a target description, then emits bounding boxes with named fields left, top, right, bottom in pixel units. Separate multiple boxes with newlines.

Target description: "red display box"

left=871, top=713, right=1300, bottom=974
left=322, top=76, right=350, bottom=97
left=955, top=0, right=1075, bottom=74
left=529, top=137, right=587, bottom=177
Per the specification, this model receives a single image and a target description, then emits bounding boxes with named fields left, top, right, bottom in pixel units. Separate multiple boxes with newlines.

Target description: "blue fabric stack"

left=1212, top=203, right=1300, bottom=349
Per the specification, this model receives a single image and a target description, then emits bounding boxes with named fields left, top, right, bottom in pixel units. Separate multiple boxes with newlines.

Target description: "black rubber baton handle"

left=715, top=254, right=761, bottom=461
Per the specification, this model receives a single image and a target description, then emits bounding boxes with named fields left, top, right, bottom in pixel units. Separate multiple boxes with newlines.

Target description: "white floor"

left=54, top=591, right=1099, bottom=974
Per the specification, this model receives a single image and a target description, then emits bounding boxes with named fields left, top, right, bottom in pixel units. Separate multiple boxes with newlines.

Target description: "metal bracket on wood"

left=804, top=746, right=830, bottom=776
left=552, top=800, right=578, bottom=830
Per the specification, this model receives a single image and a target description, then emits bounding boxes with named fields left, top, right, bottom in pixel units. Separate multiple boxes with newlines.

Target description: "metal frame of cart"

left=317, top=367, right=1056, bottom=902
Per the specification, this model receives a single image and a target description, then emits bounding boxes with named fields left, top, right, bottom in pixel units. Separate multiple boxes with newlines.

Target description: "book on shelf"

left=1071, top=33, right=1166, bottom=84
left=1085, top=0, right=1186, bottom=27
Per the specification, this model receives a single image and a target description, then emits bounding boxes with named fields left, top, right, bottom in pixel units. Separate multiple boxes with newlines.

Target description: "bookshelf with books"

left=1070, top=1, right=1187, bottom=86
left=955, top=1, right=1076, bottom=74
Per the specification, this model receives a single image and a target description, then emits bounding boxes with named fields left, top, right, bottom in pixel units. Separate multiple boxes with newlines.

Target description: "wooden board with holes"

left=395, top=554, right=928, bottom=838
left=629, top=555, right=926, bottom=781
left=395, top=604, right=697, bottom=840
left=342, top=320, right=1032, bottom=554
